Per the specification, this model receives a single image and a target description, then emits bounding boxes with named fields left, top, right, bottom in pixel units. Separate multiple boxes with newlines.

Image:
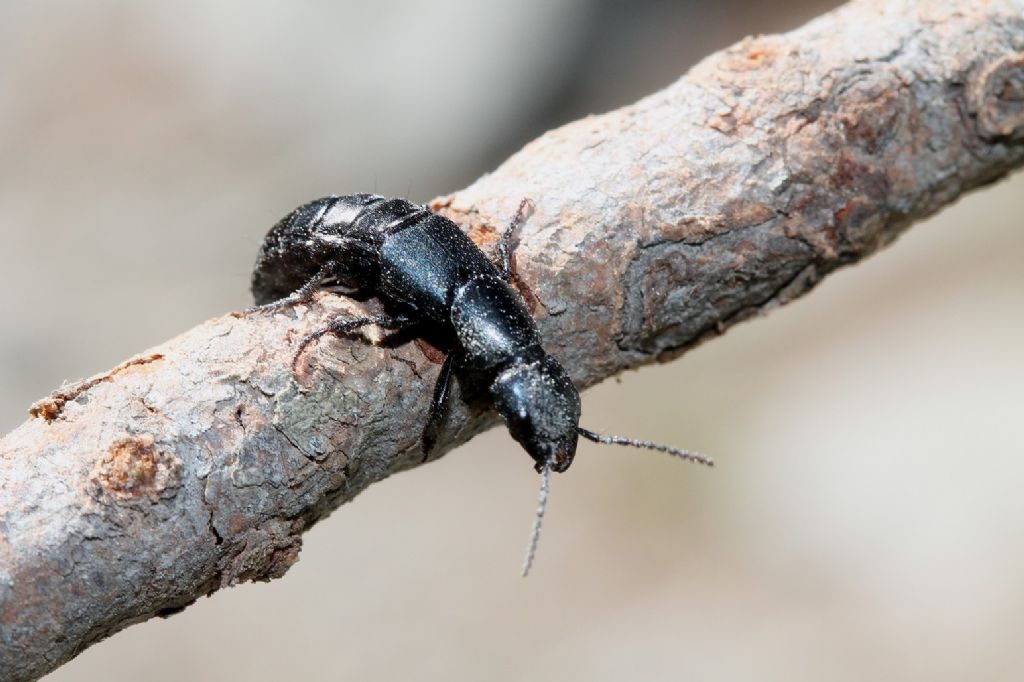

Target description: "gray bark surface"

left=2, top=1, right=1023, bottom=679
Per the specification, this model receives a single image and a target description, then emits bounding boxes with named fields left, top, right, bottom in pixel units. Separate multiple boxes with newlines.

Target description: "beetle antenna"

left=577, top=427, right=715, bottom=467
left=521, top=462, right=552, bottom=577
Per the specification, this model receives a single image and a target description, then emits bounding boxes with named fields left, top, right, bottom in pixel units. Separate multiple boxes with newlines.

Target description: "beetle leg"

left=421, top=352, right=457, bottom=461
left=291, top=313, right=412, bottom=375
left=246, top=260, right=338, bottom=314
left=495, top=198, right=535, bottom=282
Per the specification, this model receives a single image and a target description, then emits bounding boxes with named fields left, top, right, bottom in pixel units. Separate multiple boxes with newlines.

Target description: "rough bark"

left=2, top=1, right=1022, bottom=679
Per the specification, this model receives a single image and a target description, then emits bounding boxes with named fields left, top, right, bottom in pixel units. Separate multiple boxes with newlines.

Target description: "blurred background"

left=2, top=1, right=1022, bottom=680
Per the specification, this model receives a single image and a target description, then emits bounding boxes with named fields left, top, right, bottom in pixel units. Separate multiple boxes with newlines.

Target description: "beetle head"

left=491, top=354, right=581, bottom=473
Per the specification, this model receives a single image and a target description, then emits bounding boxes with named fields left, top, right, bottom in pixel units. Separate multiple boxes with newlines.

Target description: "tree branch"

left=2, top=1, right=1022, bottom=679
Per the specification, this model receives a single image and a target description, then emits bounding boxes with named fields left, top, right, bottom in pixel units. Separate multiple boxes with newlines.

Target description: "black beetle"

left=251, top=194, right=712, bottom=573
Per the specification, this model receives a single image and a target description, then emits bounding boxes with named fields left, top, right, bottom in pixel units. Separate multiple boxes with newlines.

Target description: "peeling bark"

left=2, top=1, right=1023, bottom=679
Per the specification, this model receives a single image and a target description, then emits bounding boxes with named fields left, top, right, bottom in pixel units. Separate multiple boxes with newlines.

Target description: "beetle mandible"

left=250, top=194, right=712, bottom=573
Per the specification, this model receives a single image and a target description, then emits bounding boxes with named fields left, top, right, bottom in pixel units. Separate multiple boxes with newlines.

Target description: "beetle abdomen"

left=251, top=194, right=387, bottom=305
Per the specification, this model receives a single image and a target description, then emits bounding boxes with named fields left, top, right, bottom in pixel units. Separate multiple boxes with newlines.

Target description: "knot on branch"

left=972, top=53, right=1024, bottom=140
left=90, top=434, right=181, bottom=502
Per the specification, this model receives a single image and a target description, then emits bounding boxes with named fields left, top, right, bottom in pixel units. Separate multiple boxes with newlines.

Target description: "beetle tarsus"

left=245, top=260, right=338, bottom=315
left=496, top=197, right=535, bottom=281
left=291, top=313, right=412, bottom=376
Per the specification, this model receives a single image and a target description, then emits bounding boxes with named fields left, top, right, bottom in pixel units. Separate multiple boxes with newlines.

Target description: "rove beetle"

left=250, top=194, right=713, bottom=574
